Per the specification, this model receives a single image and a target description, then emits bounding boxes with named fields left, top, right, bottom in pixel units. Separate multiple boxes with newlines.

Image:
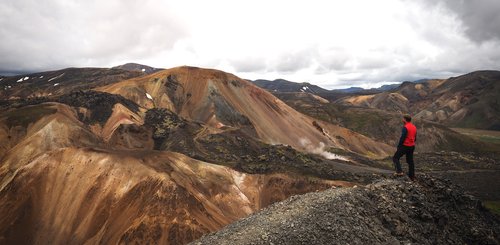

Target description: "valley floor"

left=452, top=128, right=500, bottom=145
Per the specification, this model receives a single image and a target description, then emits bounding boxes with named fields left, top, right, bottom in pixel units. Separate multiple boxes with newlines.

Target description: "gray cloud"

left=272, top=49, right=315, bottom=73
left=0, top=0, right=186, bottom=73
left=312, top=0, right=500, bottom=88
left=0, top=0, right=499, bottom=89
left=421, top=0, right=500, bottom=42
left=230, top=57, right=267, bottom=73
left=315, top=48, right=352, bottom=73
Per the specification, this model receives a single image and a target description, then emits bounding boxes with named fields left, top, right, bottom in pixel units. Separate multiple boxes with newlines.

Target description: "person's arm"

left=398, top=127, right=407, bottom=147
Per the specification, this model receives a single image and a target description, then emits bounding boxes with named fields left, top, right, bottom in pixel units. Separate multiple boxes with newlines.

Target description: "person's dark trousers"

left=393, top=145, right=415, bottom=178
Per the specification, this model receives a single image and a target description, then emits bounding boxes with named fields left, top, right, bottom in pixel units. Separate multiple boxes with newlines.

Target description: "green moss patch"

left=4, top=104, right=57, bottom=128
left=483, top=200, right=500, bottom=216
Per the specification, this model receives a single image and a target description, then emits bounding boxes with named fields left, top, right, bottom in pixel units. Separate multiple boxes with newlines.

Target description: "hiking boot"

left=393, top=172, right=404, bottom=177
left=409, top=176, right=417, bottom=182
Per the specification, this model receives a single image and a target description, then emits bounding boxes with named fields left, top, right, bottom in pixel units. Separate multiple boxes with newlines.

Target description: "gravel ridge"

left=192, top=175, right=500, bottom=245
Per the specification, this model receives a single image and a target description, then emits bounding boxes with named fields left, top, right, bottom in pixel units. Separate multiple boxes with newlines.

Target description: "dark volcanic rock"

left=112, top=63, right=163, bottom=74
left=57, top=90, right=139, bottom=125
left=144, top=108, right=186, bottom=150
left=0, top=67, right=143, bottom=100
left=192, top=175, right=500, bottom=245
left=142, top=108, right=379, bottom=184
left=251, top=79, right=330, bottom=94
left=0, top=96, right=50, bottom=110
left=0, top=90, right=140, bottom=126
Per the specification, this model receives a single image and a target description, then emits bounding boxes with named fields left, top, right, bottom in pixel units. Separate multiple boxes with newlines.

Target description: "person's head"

left=403, top=114, right=412, bottom=123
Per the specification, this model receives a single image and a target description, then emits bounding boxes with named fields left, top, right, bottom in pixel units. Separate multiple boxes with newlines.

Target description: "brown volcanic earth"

left=0, top=66, right=394, bottom=244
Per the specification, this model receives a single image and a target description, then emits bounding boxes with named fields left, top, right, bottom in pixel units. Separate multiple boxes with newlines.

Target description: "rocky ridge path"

left=192, top=175, right=500, bottom=245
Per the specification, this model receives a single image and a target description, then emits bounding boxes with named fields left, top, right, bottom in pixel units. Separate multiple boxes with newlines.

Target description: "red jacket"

left=398, top=122, right=417, bottom=147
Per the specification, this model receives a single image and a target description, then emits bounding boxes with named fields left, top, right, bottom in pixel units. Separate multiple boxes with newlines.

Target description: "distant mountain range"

left=0, top=67, right=144, bottom=100
left=112, top=63, right=163, bottom=74
left=251, top=72, right=500, bottom=130
left=252, top=79, right=330, bottom=94
left=335, top=71, right=500, bottom=130
left=251, top=79, right=418, bottom=94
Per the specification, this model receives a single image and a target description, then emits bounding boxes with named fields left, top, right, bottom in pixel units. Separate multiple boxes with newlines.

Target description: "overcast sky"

left=1, top=0, right=499, bottom=88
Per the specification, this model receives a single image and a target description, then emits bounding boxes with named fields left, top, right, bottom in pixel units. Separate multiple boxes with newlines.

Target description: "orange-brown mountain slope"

left=97, top=66, right=392, bottom=158
left=0, top=66, right=395, bottom=244
left=0, top=102, right=353, bottom=244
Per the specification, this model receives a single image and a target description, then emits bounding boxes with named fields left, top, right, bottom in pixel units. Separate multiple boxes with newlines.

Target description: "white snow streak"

left=48, top=73, right=64, bottom=82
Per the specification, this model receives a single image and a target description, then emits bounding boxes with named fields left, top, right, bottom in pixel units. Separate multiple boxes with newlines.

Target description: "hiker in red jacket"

left=393, top=114, right=417, bottom=180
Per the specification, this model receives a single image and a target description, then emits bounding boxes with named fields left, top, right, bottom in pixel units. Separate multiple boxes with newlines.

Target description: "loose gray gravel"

left=192, top=175, right=500, bottom=245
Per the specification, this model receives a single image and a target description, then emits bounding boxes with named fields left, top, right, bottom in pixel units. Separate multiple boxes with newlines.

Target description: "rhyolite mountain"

left=112, top=62, right=163, bottom=74
left=251, top=73, right=500, bottom=153
left=272, top=92, right=496, bottom=153
left=0, top=65, right=498, bottom=245
left=336, top=70, right=500, bottom=130
left=0, top=65, right=393, bottom=244
left=252, top=79, right=330, bottom=94
left=251, top=79, right=405, bottom=95
left=0, top=67, right=144, bottom=100
left=96, top=67, right=391, bottom=157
